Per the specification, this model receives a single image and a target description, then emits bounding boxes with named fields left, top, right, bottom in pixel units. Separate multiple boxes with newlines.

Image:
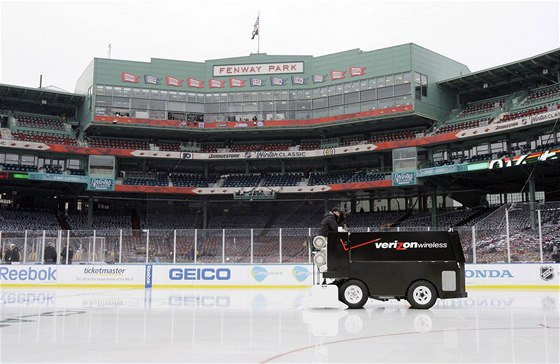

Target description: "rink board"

left=0, top=263, right=558, bottom=289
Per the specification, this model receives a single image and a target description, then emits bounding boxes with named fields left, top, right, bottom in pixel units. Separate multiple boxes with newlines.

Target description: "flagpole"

left=257, top=12, right=260, bottom=53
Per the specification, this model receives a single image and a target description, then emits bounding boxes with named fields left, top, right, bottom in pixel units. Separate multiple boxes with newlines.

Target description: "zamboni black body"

left=314, top=231, right=467, bottom=309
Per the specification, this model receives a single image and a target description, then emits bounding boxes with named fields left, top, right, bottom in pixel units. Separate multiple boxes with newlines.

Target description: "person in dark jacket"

left=4, top=244, right=20, bottom=264
left=61, top=246, right=74, bottom=264
left=44, top=243, right=57, bottom=264
left=317, top=208, right=343, bottom=237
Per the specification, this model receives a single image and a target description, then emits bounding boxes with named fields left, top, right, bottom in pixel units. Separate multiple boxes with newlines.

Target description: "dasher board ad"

left=151, top=264, right=312, bottom=286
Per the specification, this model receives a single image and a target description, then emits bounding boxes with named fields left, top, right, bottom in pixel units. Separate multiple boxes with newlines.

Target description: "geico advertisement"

left=151, top=289, right=307, bottom=309
left=58, top=265, right=146, bottom=285
left=0, top=265, right=58, bottom=285
left=151, top=265, right=313, bottom=286
left=465, top=263, right=559, bottom=287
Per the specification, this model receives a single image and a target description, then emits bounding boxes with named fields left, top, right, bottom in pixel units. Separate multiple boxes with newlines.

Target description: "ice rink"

left=1, top=287, right=558, bottom=363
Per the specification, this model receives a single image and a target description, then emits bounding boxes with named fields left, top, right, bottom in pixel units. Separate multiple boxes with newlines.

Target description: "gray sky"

left=1, top=0, right=558, bottom=93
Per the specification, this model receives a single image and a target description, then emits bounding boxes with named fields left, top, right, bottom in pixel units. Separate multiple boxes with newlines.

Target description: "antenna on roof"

left=107, top=43, right=112, bottom=59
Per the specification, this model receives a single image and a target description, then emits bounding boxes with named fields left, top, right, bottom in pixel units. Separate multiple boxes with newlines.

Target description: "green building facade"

left=75, top=43, right=470, bottom=127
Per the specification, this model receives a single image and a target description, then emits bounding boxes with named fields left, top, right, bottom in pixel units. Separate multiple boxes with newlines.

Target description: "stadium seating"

left=68, top=168, right=86, bottom=175
left=456, top=97, right=506, bottom=119
left=312, top=170, right=384, bottom=184
left=347, top=170, right=390, bottom=182
left=200, top=144, right=226, bottom=153
left=170, top=173, right=218, bottom=187
left=498, top=103, right=556, bottom=122
left=262, top=173, right=303, bottom=187
left=398, top=208, right=483, bottom=229
left=123, top=173, right=168, bottom=186
left=87, top=136, right=150, bottom=150
left=525, top=84, right=560, bottom=104
left=367, top=129, right=422, bottom=143
left=221, top=174, right=261, bottom=188
left=43, top=164, right=63, bottom=174
left=230, top=141, right=292, bottom=152
left=140, top=212, right=201, bottom=229
left=434, top=117, right=490, bottom=134
left=0, top=208, right=60, bottom=231
left=66, top=213, right=132, bottom=230
left=157, top=140, right=182, bottom=152
left=340, top=136, right=362, bottom=147
left=299, top=140, right=321, bottom=150
left=345, top=211, right=406, bottom=230
left=14, top=114, right=67, bottom=131
left=0, top=163, right=38, bottom=172
left=12, top=131, right=78, bottom=145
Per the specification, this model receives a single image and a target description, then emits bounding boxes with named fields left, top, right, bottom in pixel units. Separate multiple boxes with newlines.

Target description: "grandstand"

left=0, top=45, right=559, bottom=265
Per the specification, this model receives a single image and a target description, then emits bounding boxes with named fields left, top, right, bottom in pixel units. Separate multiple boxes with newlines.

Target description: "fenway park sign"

left=213, top=62, right=304, bottom=77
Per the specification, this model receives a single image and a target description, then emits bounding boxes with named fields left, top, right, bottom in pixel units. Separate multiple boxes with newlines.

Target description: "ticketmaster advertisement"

left=58, top=265, right=146, bottom=286
left=0, top=265, right=146, bottom=287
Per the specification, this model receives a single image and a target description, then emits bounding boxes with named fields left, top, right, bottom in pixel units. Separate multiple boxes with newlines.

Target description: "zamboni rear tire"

left=338, top=280, right=369, bottom=309
left=407, top=280, right=437, bottom=309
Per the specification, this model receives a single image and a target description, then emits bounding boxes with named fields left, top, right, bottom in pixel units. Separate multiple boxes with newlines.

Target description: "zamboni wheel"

left=338, top=280, right=369, bottom=309
left=407, top=280, right=437, bottom=309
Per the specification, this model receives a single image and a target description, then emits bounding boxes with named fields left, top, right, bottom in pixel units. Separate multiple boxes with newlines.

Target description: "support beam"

left=529, top=172, right=537, bottom=230
left=431, top=190, right=438, bottom=229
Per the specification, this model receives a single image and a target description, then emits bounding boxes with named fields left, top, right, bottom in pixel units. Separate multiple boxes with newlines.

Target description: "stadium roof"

left=0, top=83, right=84, bottom=113
left=437, top=48, right=560, bottom=102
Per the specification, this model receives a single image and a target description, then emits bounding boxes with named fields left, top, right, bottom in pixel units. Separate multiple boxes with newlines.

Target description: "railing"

left=1, top=203, right=559, bottom=265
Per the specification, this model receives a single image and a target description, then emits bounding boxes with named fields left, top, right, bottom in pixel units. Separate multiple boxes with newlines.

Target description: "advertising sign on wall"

left=151, top=264, right=312, bottom=287
left=392, top=171, right=417, bottom=186
left=87, top=177, right=115, bottom=191
left=28, top=173, right=88, bottom=184
left=213, top=62, right=304, bottom=77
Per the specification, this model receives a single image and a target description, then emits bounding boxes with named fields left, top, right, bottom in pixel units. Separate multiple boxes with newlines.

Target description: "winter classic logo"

left=292, top=266, right=310, bottom=282
left=392, top=171, right=416, bottom=186
left=540, top=266, right=554, bottom=281
left=88, top=178, right=114, bottom=191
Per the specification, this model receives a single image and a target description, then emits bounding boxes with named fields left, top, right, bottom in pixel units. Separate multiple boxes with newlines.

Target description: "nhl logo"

left=540, top=266, right=554, bottom=281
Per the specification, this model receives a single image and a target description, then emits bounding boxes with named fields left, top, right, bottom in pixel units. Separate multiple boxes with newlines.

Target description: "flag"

left=312, top=74, right=327, bottom=84
left=330, top=70, right=346, bottom=80
left=144, top=74, right=161, bottom=85
left=229, top=78, right=246, bottom=88
left=187, top=78, right=204, bottom=88
left=122, top=72, right=140, bottom=83
left=270, top=77, right=287, bottom=86
left=250, top=78, right=266, bottom=87
left=251, top=16, right=259, bottom=39
left=209, top=79, right=225, bottom=88
left=291, top=76, right=309, bottom=85
left=166, top=76, right=183, bottom=87
left=349, top=67, right=366, bottom=77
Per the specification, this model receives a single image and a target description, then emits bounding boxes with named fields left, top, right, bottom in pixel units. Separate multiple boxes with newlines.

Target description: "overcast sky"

left=0, top=0, right=558, bottom=93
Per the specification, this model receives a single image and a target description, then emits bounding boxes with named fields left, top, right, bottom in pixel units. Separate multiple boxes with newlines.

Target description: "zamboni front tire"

left=407, top=280, right=437, bottom=309
left=338, top=280, right=369, bottom=309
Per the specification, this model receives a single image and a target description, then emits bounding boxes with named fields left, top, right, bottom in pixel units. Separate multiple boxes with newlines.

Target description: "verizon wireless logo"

left=374, top=241, right=448, bottom=250
left=339, top=238, right=448, bottom=251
